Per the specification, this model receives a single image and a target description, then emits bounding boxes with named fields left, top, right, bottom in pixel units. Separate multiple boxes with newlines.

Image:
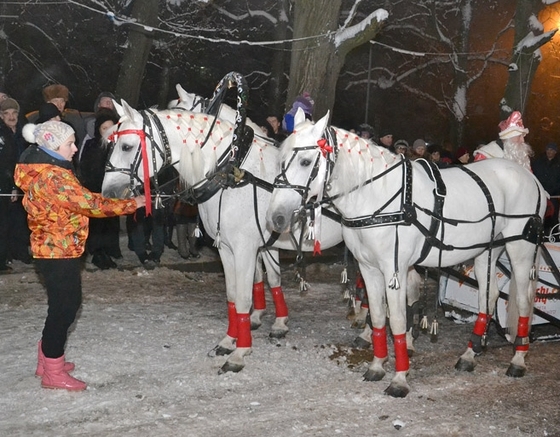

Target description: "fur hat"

left=498, top=111, right=528, bottom=139
left=0, top=97, right=19, bottom=112
left=379, top=128, right=392, bottom=139
left=42, top=84, right=69, bottom=102
left=412, top=139, right=426, bottom=150
left=546, top=142, right=558, bottom=152
left=394, top=139, right=409, bottom=149
left=94, top=108, right=119, bottom=138
left=455, top=147, right=469, bottom=160
left=37, top=103, right=61, bottom=123
left=22, top=121, right=75, bottom=151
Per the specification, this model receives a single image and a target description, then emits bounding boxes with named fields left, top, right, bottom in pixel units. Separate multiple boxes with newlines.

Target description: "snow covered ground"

left=1, top=235, right=560, bottom=437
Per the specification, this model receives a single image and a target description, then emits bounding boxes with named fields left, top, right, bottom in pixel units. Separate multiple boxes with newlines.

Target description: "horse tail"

left=506, top=276, right=520, bottom=341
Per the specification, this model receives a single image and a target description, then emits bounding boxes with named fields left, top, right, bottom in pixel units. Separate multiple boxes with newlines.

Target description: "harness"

left=277, top=131, right=544, bottom=289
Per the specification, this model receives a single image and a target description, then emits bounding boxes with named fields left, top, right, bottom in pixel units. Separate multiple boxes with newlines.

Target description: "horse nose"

left=272, top=213, right=287, bottom=232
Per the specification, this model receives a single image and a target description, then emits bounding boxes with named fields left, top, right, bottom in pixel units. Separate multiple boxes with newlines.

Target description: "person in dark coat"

left=78, top=109, right=122, bottom=269
left=532, top=142, right=560, bottom=233
left=0, top=100, right=18, bottom=272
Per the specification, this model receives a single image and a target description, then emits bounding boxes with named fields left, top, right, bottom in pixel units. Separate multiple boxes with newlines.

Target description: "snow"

left=1, top=233, right=560, bottom=436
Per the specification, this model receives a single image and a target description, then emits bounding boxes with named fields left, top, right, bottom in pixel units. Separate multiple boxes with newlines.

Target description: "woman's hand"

left=134, top=195, right=146, bottom=209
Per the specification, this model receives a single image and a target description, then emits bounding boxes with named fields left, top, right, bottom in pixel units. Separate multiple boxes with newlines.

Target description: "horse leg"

left=351, top=272, right=368, bottom=329
left=383, top=269, right=411, bottom=398
left=359, top=267, right=388, bottom=383
left=405, top=267, right=422, bottom=357
left=352, top=325, right=372, bottom=349
left=219, top=248, right=258, bottom=374
left=504, top=240, right=537, bottom=378
left=263, top=249, right=289, bottom=338
left=455, top=250, right=500, bottom=372
left=251, top=252, right=266, bottom=330
left=212, top=249, right=238, bottom=357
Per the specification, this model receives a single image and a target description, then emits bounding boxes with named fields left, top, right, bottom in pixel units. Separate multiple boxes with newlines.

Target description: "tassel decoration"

left=340, top=267, right=348, bottom=284
left=420, top=315, right=429, bottom=331
left=530, top=265, right=537, bottom=280
left=388, top=272, right=400, bottom=290
left=213, top=231, right=221, bottom=249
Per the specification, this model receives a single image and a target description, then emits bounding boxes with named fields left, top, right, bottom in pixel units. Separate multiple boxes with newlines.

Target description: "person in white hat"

left=14, top=121, right=146, bottom=391
left=473, top=111, right=533, bottom=171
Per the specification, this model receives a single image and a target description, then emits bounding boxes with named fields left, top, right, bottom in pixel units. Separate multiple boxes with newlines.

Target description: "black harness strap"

left=414, top=159, right=447, bottom=265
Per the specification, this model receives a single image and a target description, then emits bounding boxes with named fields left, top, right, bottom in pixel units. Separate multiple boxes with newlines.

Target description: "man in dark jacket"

left=0, top=103, right=18, bottom=272
left=532, top=142, right=560, bottom=233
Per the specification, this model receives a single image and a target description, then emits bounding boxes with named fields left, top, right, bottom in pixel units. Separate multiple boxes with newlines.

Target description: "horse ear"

left=176, top=83, right=188, bottom=102
left=294, top=107, right=307, bottom=129
left=311, top=111, right=330, bottom=138
left=120, top=100, right=142, bottom=123
left=113, top=99, right=124, bottom=117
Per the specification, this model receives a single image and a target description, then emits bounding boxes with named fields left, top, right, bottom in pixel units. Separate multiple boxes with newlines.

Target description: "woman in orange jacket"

left=15, top=120, right=145, bottom=391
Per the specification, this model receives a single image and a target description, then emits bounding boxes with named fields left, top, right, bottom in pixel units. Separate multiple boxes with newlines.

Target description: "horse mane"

left=171, top=110, right=234, bottom=187
left=329, top=127, right=401, bottom=195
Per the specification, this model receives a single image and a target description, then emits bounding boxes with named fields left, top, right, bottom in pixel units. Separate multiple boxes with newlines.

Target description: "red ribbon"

left=317, top=138, right=332, bottom=157
left=110, top=128, right=151, bottom=216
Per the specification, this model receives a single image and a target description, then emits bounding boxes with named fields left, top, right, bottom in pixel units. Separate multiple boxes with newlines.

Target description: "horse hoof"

left=269, top=329, right=288, bottom=339
left=250, top=322, right=262, bottom=331
left=352, top=336, right=371, bottom=349
left=209, top=345, right=234, bottom=357
left=384, top=383, right=410, bottom=398
left=407, top=348, right=415, bottom=358
left=351, top=320, right=366, bottom=329
left=363, top=368, right=385, bottom=382
left=218, top=361, right=244, bottom=374
left=454, top=357, right=475, bottom=372
left=506, top=364, right=526, bottom=378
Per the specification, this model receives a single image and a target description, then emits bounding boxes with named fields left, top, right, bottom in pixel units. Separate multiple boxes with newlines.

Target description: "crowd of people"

left=0, top=83, right=208, bottom=274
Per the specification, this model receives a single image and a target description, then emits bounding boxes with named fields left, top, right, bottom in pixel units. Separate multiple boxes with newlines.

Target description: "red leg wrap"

left=516, top=316, right=530, bottom=352
left=361, top=303, right=369, bottom=310
left=356, top=274, right=365, bottom=289
left=236, top=313, right=252, bottom=348
left=468, top=312, right=490, bottom=349
left=226, top=302, right=238, bottom=339
left=394, top=333, right=409, bottom=372
left=270, top=286, right=288, bottom=318
left=372, top=326, right=388, bottom=359
left=252, top=281, right=266, bottom=310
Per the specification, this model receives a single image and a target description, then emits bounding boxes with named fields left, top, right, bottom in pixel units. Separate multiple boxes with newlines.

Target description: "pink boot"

left=41, top=356, right=86, bottom=391
left=35, top=341, right=75, bottom=377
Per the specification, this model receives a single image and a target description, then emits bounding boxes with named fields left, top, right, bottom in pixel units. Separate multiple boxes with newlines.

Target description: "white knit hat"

left=22, top=121, right=75, bottom=151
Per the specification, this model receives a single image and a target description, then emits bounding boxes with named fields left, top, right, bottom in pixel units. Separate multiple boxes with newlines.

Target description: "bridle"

left=105, top=109, right=173, bottom=214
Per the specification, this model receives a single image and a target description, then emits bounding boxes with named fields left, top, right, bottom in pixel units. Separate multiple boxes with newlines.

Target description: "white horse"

left=101, top=99, right=350, bottom=374
left=266, top=110, right=546, bottom=397
left=169, top=83, right=287, bottom=333
left=170, top=84, right=424, bottom=353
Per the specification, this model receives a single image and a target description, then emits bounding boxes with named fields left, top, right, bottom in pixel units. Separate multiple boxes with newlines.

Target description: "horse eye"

left=122, top=144, right=134, bottom=152
left=300, top=158, right=312, bottom=167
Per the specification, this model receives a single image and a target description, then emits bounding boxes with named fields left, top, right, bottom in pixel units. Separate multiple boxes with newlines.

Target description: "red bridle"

left=109, top=128, right=153, bottom=216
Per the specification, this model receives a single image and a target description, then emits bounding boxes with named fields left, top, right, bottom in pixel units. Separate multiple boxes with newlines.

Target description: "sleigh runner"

left=440, top=241, right=560, bottom=336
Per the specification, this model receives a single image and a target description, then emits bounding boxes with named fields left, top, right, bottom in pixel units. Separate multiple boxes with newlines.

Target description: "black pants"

left=0, top=196, right=9, bottom=266
left=35, top=258, right=82, bottom=359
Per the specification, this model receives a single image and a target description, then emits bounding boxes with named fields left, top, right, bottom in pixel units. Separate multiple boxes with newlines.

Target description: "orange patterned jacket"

left=14, top=145, right=137, bottom=259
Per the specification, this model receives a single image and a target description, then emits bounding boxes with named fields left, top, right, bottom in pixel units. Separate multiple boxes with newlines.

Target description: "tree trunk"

left=287, top=0, right=384, bottom=119
left=115, top=0, right=159, bottom=108
left=449, top=0, right=472, bottom=149
left=266, top=0, right=290, bottom=116
left=500, top=0, right=555, bottom=119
